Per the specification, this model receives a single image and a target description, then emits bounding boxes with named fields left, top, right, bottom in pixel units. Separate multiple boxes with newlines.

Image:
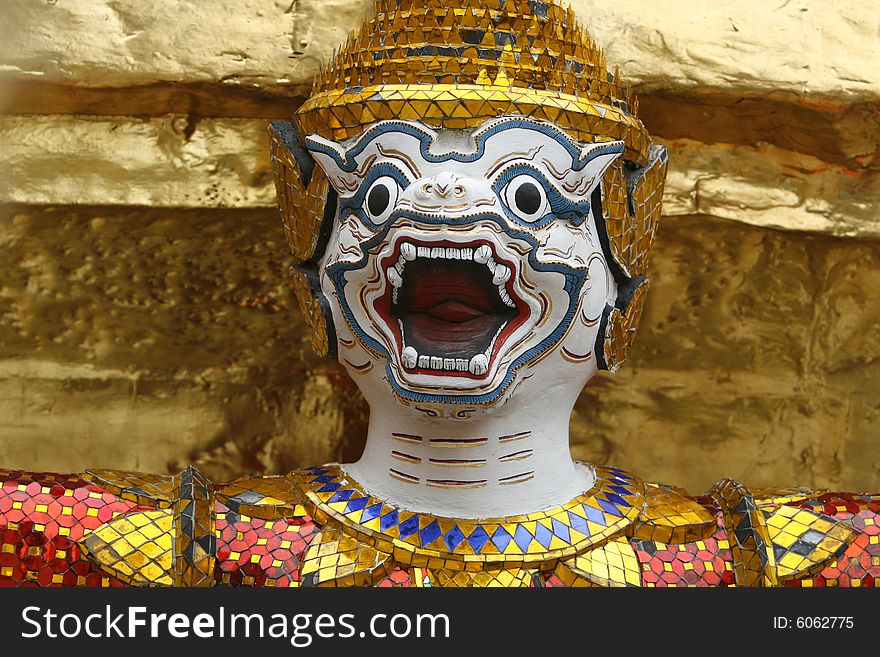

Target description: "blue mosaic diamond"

left=513, top=524, right=533, bottom=552
left=312, top=475, right=335, bottom=484
left=534, top=523, right=553, bottom=549
left=317, top=483, right=342, bottom=493
left=399, top=515, right=421, bottom=539
left=491, top=526, right=513, bottom=552
left=344, top=496, right=368, bottom=514
left=609, top=484, right=632, bottom=497
left=420, top=520, right=442, bottom=547
left=379, top=509, right=399, bottom=532
left=597, top=497, right=624, bottom=518
left=361, top=502, right=383, bottom=523
left=329, top=489, right=354, bottom=504
left=583, top=504, right=607, bottom=525
left=603, top=492, right=630, bottom=508
left=567, top=511, right=590, bottom=537
left=467, top=526, right=490, bottom=553
left=551, top=517, right=571, bottom=544
left=444, top=525, right=466, bottom=551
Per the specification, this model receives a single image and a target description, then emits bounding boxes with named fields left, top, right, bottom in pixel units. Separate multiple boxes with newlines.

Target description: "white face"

left=307, top=117, right=621, bottom=414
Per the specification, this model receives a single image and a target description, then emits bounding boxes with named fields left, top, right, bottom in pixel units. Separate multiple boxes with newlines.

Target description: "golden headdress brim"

left=295, top=0, right=651, bottom=164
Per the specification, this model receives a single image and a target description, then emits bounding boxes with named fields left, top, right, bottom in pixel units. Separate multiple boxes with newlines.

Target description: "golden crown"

left=295, top=0, right=650, bottom=164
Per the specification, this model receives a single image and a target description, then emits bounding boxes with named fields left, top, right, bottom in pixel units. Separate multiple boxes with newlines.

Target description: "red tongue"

left=423, top=300, right=484, bottom=323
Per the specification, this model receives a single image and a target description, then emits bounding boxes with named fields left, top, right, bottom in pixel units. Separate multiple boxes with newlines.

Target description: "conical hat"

left=295, top=0, right=650, bottom=164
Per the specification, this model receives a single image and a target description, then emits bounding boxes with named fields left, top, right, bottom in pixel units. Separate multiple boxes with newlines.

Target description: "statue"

left=1, top=0, right=877, bottom=588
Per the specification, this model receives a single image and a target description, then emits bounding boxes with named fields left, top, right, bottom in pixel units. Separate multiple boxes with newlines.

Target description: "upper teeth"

left=388, top=241, right=516, bottom=309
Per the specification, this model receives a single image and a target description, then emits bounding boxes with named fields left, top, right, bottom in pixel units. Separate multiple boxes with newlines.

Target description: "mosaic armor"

left=1, top=466, right=878, bottom=587
left=5, top=1, right=876, bottom=589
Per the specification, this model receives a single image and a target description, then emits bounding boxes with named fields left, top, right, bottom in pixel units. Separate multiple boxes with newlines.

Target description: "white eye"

left=362, top=176, right=399, bottom=223
left=502, top=175, right=549, bottom=223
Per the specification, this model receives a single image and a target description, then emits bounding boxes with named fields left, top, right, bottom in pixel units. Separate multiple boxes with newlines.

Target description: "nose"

left=416, top=172, right=468, bottom=200
left=398, top=173, right=496, bottom=218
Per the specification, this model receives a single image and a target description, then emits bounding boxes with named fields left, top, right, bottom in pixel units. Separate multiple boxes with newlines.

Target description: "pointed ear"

left=303, top=134, right=355, bottom=196
left=575, top=139, right=625, bottom=198
left=268, top=121, right=337, bottom=263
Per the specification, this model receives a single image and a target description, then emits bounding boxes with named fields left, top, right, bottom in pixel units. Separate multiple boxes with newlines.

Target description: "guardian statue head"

left=270, top=0, right=668, bottom=515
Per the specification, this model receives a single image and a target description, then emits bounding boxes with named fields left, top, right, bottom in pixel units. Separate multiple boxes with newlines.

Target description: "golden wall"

left=1, top=0, right=878, bottom=494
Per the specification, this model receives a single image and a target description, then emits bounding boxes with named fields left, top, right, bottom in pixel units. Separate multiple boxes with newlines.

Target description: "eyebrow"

left=375, top=142, right=422, bottom=179
left=308, top=119, right=598, bottom=173
left=541, top=157, right=573, bottom=180
left=347, top=153, right=377, bottom=181
left=485, top=145, right=544, bottom=179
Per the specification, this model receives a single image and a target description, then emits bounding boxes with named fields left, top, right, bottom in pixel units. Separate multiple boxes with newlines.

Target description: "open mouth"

left=374, top=239, right=530, bottom=378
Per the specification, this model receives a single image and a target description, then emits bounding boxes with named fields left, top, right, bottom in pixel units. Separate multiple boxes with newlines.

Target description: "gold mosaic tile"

left=426, top=566, right=534, bottom=587
left=753, top=487, right=829, bottom=507
left=611, top=145, right=668, bottom=280
left=217, top=475, right=308, bottom=521
left=173, top=466, right=216, bottom=587
left=554, top=536, right=641, bottom=587
left=268, top=122, right=331, bottom=263
left=602, top=282, right=648, bottom=373
left=80, top=510, right=174, bottom=587
left=763, top=504, right=855, bottom=581
left=84, top=469, right=175, bottom=508
left=299, top=0, right=650, bottom=162
left=80, top=466, right=220, bottom=587
left=630, top=483, right=717, bottom=544
left=706, top=480, right=857, bottom=586
left=300, top=528, right=393, bottom=587
left=708, top=478, right=778, bottom=587
left=289, top=267, right=333, bottom=358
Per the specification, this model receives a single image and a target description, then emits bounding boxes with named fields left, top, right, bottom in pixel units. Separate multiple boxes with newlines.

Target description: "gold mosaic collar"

left=292, top=463, right=645, bottom=567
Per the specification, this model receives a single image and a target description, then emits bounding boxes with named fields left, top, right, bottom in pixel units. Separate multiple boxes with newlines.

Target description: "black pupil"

left=514, top=182, right=541, bottom=216
left=367, top=183, right=390, bottom=216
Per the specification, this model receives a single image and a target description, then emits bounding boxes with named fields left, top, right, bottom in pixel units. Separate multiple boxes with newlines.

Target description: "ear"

left=268, top=121, right=337, bottom=263
left=267, top=122, right=339, bottom=360
left=574, top=139, right=625, bottom=198
left=304, top=134, right=358, bottom=197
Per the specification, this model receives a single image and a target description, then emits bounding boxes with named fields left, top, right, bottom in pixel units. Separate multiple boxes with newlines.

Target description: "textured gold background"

left=1, top=1, right=878, bottom=494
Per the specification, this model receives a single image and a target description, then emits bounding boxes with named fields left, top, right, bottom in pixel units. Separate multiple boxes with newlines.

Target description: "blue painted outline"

left=306, top=117, right=623, bottom=175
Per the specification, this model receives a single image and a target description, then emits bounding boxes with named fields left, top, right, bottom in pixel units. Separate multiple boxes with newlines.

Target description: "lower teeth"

left=401, top=345, right=493, bottom=374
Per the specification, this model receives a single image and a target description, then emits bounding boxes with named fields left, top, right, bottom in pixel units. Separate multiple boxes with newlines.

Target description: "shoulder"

left=2, top=468, right=321, bottom=587
left=88, top=468, right=321, bottom=587
left=627, top=479, right=879, bottom=587
left=554, top=481, right=722, bottom=587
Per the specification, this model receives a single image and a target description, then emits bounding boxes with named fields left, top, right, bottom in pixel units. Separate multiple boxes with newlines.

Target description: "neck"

left=343, top=402, right=594, bottom=518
